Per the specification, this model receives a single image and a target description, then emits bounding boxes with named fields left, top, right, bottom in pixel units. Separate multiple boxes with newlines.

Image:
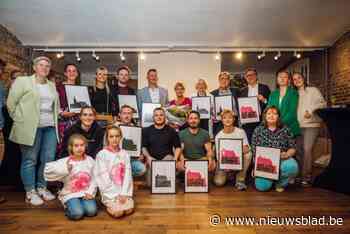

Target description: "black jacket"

left=59, top=121, right=105, bottom=158
left=110, top=85, right=135, bottom=116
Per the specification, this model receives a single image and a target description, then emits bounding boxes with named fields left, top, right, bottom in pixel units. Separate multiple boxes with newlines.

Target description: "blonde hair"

left=195, top=79, right=208, bottom=90
left=67, top=134, right=87, bottom=155
left=174, top=82, right=185, bottom=90
left=95, top=66, right=110, bottom=94
left=104, top=125, right=123, bottom=146
left=220, top=109, right=236, bottom=120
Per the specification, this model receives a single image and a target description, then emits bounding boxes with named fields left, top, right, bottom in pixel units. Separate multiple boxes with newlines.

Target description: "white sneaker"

left=37, top=187, right=56, bottom=201
left=25, top=190, right=44, bottom=206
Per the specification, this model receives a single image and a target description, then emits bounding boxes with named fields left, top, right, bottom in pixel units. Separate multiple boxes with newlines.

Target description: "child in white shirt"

left=94, top=125, right=134, bottom=218
left=44, top=134, right=97, bottom=220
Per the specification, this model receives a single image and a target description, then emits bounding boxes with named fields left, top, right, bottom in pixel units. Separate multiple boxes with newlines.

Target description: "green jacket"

left=7, top=75, right=60, bottom=146
left=267, top=87, right=300, bottom=137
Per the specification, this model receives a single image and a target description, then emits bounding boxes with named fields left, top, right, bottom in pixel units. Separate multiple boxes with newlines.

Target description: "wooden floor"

left=0, top=185, right=350, bottom=234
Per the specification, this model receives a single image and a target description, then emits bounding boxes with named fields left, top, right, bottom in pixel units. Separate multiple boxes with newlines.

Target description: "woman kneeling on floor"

left=251, top=106, right=299, bottom=192
left=94, top=125, right=134, bottom=218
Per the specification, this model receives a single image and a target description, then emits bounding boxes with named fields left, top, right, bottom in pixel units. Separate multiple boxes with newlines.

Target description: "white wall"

left=138, top=52, right=221, bottom=100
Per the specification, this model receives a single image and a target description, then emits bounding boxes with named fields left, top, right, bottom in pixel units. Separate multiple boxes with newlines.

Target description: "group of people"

left=0, top=55, right=326, bottom=220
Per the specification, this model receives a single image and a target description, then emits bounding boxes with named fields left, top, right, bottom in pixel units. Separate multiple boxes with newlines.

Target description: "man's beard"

left=189, top=124, right=199, bottom=129
left=154, top=120, right=165, bottom=126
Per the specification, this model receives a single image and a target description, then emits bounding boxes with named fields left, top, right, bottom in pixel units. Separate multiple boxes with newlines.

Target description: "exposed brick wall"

left=0, top=24, right=30, bottom=85
left=328, top=32, right=350, bottom=105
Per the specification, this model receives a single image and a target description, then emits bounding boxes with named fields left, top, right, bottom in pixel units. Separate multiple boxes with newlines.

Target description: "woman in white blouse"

left=292, top=72, right=326, bottom=187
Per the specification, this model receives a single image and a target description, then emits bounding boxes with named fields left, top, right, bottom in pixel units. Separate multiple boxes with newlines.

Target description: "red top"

left=169, top=97, right=192, bottom=107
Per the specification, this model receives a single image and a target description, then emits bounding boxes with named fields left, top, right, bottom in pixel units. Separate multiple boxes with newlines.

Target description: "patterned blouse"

left=251, top=125, right=296, bottom=158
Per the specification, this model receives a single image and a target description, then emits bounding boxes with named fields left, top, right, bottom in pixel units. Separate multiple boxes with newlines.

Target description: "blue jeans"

left=131, top=158, right=146, bottom=177
left=20, top=127, right=57, bottom=191
left=65, top=198, right=97, bottom=220
left=255, top=158, right=299, bottom=191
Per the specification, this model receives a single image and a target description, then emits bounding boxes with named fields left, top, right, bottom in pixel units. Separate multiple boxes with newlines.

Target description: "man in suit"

left=110, top=66, right=136, bottom=120
left=210, top=71, right=240, bottom=136
left=137, top=69, right=169, bottom=112
left=240, top=68, right=271, bottom=143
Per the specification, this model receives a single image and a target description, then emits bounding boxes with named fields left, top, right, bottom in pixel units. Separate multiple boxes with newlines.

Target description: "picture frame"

left=119, top=125, right=142, bottom=157
left=151, top=160, right=176, bottom=194
left=141, top=103, right=161, bottom=127
left=118, top=95, right=139, bottom=118
left=238, top=97, right=260, bottom=124
left=214, top=95, right=233, bottom=120
left=184, top=160, right=209, bottom=193
left=65, top=85, right=91, bottom=113
left=217, top=138, right=243, bottom=171
left=191, top=96, right=211, bottom=119
left=254, top=146, right=281, bottom=180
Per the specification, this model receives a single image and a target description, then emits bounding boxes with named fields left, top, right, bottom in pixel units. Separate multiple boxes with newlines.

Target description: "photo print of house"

left=191, top=96, right=211, bottom=119
left=218, top=138, right=243, bottom=170
left=254, top=146, right=281, bottom=180
left=151, top=160, right=176, bottom=194
left=65, top=85, right=91, bottom=113
left=118, top=95, right=139, bottom=118
left=238, top=97, right=260, bottom=124
left=119, top=125, right=142, bottom=157
left=214, top=95, right=233, bottom=120
left=142, top=103, right=161, bottom=127
left=185, top=161, right=208, bottom=193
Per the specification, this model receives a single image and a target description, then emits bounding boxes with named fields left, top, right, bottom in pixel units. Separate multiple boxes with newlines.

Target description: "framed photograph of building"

left=254, top=146, right=281, bottom=180
left=65, top=85, right=91, bottom=113
left=118, top=95, right=139, bottom=118
left=214, top=95, right=233, bottom=120
left=191, top=96, right=211, bottom=119
left=217, top=138, right=243, bottom=170
left=141, top=103, right=161, bottom=127
left=151, top=160, right=176, bottom=194
left=119, top=125, right=142, bottom=157
left=184, top=160, right=209, bottom=193
left=238, top=97, right=260, bottom=124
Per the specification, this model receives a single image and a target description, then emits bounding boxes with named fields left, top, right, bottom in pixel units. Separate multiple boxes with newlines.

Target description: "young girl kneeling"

left=44, top=134, right=98, bottom=220
left=95, top=125, right=134, bottom=218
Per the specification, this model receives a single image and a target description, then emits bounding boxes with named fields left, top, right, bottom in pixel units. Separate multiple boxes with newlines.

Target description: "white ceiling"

left=1, top=0, right=349, bottom=47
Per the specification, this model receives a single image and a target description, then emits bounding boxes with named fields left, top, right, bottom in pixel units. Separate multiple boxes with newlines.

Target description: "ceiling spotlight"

left=92, top=50, right=99, bottom=61
left=75, top=51, right=81, bottom=62
left=294, top=51, right=302, bottom=59
left=120, top=50, right=126, bottom=61
left=235, top=51, right=243, bottom=60
left=274, top=51, right=281, bottom=61
left=214, top=52, right=221, bottom=60
left=139, top=51, right=146, bottom=60
left=56, top=51, right=64, bottom=59
left=257, top=51, right=266, bottom=60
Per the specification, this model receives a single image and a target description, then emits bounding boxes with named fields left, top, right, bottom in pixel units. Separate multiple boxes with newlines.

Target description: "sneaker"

left=235, top=182, right=247, bottom=191
left=275, top=187, right=285, bottom=193
left=25, top=190, right=44, bottom=206
left=37, top=187, right=56, bottom=201
left=288, top=178, right=296, bottom=185
left=0, top=194, right=6, bottom=204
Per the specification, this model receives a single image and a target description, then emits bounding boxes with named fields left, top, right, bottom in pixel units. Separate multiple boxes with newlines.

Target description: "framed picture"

left=184, top=160, right=209, bottom=193
left=119, top=125, right=142, bottom=157
left=191, top=96, right=211, bottom=119
left=151, top=160, right=176, bottom=194
left=214, top=95, right=233, bottom=120
left=141, top=103, right=161, bottom=127
left=118, top=95, right=139, bottom=118
left=238, top=97, right=260, bottom=124
left=254, top=146, right=281, bottom=180
left=217, top=138, right=243, bottom=170
left=65, top=85, right=91, bottom=113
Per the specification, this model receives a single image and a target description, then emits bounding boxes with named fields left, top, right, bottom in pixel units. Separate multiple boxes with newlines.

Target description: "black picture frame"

left=119, top=125, right=142, bottom=157
left=214, top=95, right=233, bottom=120
left=217, top=138, right=243, bottom=171
left=191, top=96, right=211, bottom=119
left=151, top=160, right=177, bottom=194
left=64, top=84, right=91, bottom=113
